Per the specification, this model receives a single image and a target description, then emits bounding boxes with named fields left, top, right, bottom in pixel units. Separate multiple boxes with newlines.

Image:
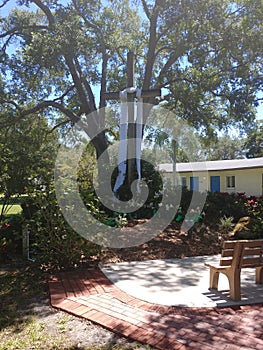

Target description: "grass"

left=0, top=263, right=56, bottom=350
left=0, top=320, right=65, bottom=350
left=0, top=261, right=152, bottom=350
left=0, top=264, right=45, bottom=329
left=0, top=194, right=28, bottom=217
left=0, top=204, right=22, bottom=215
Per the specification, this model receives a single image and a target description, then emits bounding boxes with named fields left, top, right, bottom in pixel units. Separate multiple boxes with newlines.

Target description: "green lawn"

left=0, top=204, right=22, bottom=215
left=0, top=195, right=26, bottom=216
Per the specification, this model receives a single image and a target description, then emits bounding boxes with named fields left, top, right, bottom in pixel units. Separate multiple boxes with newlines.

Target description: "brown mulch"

left=97, top=220, right=224, bottom=265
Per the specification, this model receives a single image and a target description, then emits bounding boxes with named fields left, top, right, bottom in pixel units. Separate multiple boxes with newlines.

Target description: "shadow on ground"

left=101, top=255, right=263, bottom=308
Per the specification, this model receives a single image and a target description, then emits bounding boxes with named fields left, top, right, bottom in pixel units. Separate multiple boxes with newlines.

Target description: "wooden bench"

left=205, top=239, right=263, bottom=301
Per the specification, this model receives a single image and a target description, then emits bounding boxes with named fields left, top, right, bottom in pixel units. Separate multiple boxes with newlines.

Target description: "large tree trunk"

left=91, top=130, right=110, bottom=186
left=91, top=130, right=109, bottom=161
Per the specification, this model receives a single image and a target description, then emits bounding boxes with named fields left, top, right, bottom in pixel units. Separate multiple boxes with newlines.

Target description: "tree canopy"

left=244, top=121, right=263, bottom=158
left=0, top=112, right=58, bottom=219
left=0, top=0, right=262, bottom=158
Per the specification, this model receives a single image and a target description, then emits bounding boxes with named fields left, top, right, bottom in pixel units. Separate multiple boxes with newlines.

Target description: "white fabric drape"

left=113, top=88, right=143, bottom=194
left=136, top=89, right=143, bottom=192
left=113, top=91, right=128, bottom=193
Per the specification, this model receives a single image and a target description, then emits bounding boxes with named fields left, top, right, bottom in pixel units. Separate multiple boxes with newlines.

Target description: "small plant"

left=218, top=216, right=234, bottom=233
left=114, top=214, right=128, bottom=228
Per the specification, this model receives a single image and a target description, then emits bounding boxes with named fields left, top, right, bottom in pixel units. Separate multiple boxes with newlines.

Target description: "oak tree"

left=0, top=0, right=262, bottom=166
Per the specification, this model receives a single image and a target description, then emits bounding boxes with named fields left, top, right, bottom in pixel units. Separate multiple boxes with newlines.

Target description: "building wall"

left=162, top=167, right=263, bottom=196
left=215, top=168, right=263, bottom=196
left=178, top=171, right=209, bottom=193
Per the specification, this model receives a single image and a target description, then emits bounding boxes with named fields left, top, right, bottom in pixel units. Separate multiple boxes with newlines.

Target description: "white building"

left=159, top=157, right=263, bottom=196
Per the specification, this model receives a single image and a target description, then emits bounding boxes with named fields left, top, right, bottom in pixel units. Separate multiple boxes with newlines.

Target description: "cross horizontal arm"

left=104, top=88, right=161, bottom=100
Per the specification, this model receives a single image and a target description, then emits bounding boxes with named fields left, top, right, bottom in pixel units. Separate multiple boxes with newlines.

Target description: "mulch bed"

left=97, top=220, right=225, bottom=265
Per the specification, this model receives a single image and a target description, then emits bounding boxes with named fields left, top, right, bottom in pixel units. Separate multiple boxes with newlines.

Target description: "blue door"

left=210, top=176, right=220, bottom=192
left=190, top=177, right=199, bottom=191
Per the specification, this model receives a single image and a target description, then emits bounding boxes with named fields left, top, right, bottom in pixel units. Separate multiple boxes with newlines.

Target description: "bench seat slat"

left=242, top=240, right=263, bottom=248
left=223, top=239, right=263, bottom=249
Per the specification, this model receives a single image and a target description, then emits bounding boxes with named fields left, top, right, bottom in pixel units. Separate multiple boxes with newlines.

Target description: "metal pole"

left=172, top=139, right=177, bottom=187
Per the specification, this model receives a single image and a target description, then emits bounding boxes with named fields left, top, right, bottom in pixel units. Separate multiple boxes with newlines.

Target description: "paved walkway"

left=49, top=265, right=263, bottom=350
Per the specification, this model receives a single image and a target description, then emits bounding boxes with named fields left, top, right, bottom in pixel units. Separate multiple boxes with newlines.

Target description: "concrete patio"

left=100, top=255, right=263, bottom=308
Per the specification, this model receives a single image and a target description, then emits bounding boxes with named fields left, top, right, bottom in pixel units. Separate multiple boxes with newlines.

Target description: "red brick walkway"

left=49, top=268, right=263, bottom=350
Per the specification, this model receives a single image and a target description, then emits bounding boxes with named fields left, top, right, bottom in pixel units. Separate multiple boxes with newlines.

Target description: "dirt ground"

left=96, top=220, right=223, bottom=265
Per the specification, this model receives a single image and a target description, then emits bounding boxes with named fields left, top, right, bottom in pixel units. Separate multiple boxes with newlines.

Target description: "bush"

left=204, top=192, right=249, bottom=225
left=203, top=192, right=263, bottom=238
left=23, top=188, right=101, bottom=271
left=0, top=214, right=23, bottom=262
left=244, top=196, right=263, bottom=239
left=100, top=159, right=164, bottom=219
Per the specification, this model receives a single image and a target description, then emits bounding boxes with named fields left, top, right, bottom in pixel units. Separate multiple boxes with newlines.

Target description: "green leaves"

left=0, top=0, right=262, bottom=159
left=244, top=123, right=263, bottom=158
left=0, top=113, right=59, bottom=206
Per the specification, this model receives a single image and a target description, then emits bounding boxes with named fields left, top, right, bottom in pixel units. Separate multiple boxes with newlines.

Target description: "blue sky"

left=1, top=0, right=262, bottom=120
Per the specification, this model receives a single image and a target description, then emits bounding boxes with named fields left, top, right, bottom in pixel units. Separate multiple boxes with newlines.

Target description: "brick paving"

left=48, top=268, right=263, bottom=350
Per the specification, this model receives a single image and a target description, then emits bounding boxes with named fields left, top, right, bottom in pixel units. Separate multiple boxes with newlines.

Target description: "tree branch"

left=99, top=52, right=108, bottom=109
left=141, top=0, right=151, bottom=19
left=74, top=57, right=97, bottom=112
left=0, top=0, right=10, bottom=9
left=0, top=99, right=21, bottom=111
left=53, top=86, right=75, bottom=102
left=0, top=100, right=79, bottom=128
left=143, top=1, right=160, bottom=90
left=73, top=0, right=107, bottom=49
left=20, top=100, right=80, bottom=123
left=64, top=54, right=92, bottom=114
left=49, top=118, right=72, bottom=133
left=157, top=47, right=186, bottom=86
left=72, top=0, right=108, bottom=112
left=0, top=28, right=20, bottom=39
left=31, top=0, right=55, bottom=27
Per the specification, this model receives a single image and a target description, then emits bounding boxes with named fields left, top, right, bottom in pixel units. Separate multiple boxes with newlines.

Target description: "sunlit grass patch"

left=0, top=204, right=22, bottom=215
left=0, top=265, right=152, bottom=350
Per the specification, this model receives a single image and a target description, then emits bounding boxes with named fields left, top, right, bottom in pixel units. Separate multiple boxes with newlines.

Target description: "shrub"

left=23, top=188, right=101, bottom=271
left=244, top=196, right=263, bottom=239
left=204, top=192, right=249, bottom=224
left=100, top=159, right=164, bottom=219
left=203, top=192, right=263, bottom=238
left=0, top=214, right=23, bottom=262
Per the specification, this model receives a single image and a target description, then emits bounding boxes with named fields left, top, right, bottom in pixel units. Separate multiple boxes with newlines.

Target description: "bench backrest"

left=220, top=239, right=263, bottom=269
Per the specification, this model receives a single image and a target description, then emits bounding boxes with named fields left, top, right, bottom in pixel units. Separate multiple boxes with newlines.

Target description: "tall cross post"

left=127, top=51, right=136, bottom=184
left=104, top=51, right=162, bottom=190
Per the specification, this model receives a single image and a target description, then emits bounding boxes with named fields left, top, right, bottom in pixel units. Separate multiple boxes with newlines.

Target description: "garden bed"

left=96, top=220, right=224, bottom=265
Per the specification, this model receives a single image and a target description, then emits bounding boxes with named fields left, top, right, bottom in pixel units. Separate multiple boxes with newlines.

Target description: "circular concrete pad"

left=100, top=255, right=263, bottom=308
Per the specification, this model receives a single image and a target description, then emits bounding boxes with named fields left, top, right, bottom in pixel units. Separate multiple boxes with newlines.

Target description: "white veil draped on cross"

left=113, top=90, right=129, bottom=194
left=113, top=88, right=143, bottom=195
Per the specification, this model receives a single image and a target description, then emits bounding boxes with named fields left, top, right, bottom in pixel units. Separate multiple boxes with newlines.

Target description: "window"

left=181, top=177, right=187, bottom=187
left=226, top=176, right=235, bottom=188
